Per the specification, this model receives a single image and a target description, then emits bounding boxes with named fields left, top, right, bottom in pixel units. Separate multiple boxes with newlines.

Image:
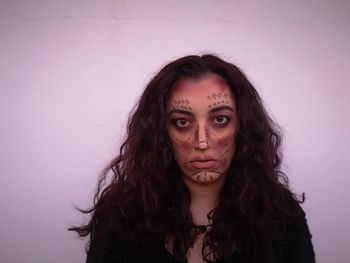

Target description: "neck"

left=183, top=175, right=226, bottom=226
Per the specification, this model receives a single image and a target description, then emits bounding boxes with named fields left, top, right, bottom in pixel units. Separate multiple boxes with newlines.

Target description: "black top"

left=86, top=207, right=315, bottom=263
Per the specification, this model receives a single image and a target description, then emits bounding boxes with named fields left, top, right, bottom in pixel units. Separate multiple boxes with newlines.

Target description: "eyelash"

left=213, top=116, right=229, bottom=125
left=170, top=118, right=191, bottom=128
left=170, top=116, right=230, bottom=129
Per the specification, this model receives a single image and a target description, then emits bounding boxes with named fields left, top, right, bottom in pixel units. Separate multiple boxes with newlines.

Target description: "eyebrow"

left=209, top=105, right=235, bottom=113
left=168, top=109, right=194, bottom=116
left=168, top=105, right=234, bottom=116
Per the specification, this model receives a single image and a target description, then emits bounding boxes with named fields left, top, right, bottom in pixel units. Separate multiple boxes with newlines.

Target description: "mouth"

left=189, top=156, right=218, bottom=169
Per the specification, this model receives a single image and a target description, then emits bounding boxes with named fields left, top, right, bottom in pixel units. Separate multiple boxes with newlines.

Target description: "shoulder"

left=87, top=236, right=168, bottom=263
left=86, top=213, right=168, bottom=263
left=85, top=210, right=129, bottom=263
left=280, top=205, right=316, bottom=263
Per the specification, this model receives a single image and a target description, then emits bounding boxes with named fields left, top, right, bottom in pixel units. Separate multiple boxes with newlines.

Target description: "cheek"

left=214, top=134, right=235, bottom=169
left=170, top=136, right=192, bottom=156
left=179, top=141, right=192, bottom=152
left=214, top=132, right=236, bottom=163
left=215, top=133, right=235, bottom=150
left=169, top=128, right=195, bottom=156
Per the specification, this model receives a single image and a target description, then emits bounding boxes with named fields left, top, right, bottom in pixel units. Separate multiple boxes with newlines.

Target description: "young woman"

left=70, top=54, right=315, bottom=263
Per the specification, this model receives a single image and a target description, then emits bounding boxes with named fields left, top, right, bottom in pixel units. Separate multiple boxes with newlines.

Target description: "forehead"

left=168, top=74, right=234, bottom=106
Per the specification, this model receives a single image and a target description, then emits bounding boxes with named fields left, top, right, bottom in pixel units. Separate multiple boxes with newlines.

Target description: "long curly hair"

left=70, top=54, right=303, bottom=262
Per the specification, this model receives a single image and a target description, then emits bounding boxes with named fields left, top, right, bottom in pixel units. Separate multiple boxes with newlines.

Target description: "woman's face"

left=167, top=74, right=238, bottom=185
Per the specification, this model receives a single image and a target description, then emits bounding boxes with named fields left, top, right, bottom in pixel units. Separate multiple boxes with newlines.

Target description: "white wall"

left=1, top=1, right=349, bottom=262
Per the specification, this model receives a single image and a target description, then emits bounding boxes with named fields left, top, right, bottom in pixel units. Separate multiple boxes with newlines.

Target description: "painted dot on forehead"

left=169, top=75, right=235, bottom=109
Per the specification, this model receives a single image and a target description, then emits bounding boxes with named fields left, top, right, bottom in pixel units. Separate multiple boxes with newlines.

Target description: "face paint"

left=167, top=74, right=238, bottom=185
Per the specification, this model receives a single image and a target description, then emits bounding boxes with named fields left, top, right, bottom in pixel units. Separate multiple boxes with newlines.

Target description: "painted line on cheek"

left=184, top=128, right=195, bottom=143
left=205, top=127, right=209, bottom=140
left=170, top=134, right=182, bottom=143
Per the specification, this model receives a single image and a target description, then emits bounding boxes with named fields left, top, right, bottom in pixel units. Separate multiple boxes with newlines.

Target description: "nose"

left=196, top=123, right=208, bottom=150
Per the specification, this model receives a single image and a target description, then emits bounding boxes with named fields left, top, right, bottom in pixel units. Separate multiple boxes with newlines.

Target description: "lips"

left=189, top=156, right=218, bottom=169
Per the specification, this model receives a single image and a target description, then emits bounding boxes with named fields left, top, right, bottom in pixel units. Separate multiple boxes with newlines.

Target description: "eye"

left=172, top=118, right=191, bottom=128
left=214, top=116, right=229, bottom=125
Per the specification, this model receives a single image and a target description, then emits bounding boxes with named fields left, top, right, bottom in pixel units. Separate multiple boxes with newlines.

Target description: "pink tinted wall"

left=1, top=1, right=349, bottom=262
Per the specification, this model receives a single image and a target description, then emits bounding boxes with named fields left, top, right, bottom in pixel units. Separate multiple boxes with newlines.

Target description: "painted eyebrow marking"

left=168, top=109, right=194, bottom=116
left=209, top=105, right=234, bottom=113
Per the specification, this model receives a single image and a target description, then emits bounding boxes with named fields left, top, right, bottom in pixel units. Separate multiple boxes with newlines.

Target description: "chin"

left=187, top=170, right=223, bottom=183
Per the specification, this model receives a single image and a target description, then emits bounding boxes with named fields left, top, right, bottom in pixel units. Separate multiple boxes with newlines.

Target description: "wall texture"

left=1, top=1, right=349, bottom=262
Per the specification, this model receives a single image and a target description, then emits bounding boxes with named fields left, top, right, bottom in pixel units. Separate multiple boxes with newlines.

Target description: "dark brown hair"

left=70, top=54, right=302, bottom=262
